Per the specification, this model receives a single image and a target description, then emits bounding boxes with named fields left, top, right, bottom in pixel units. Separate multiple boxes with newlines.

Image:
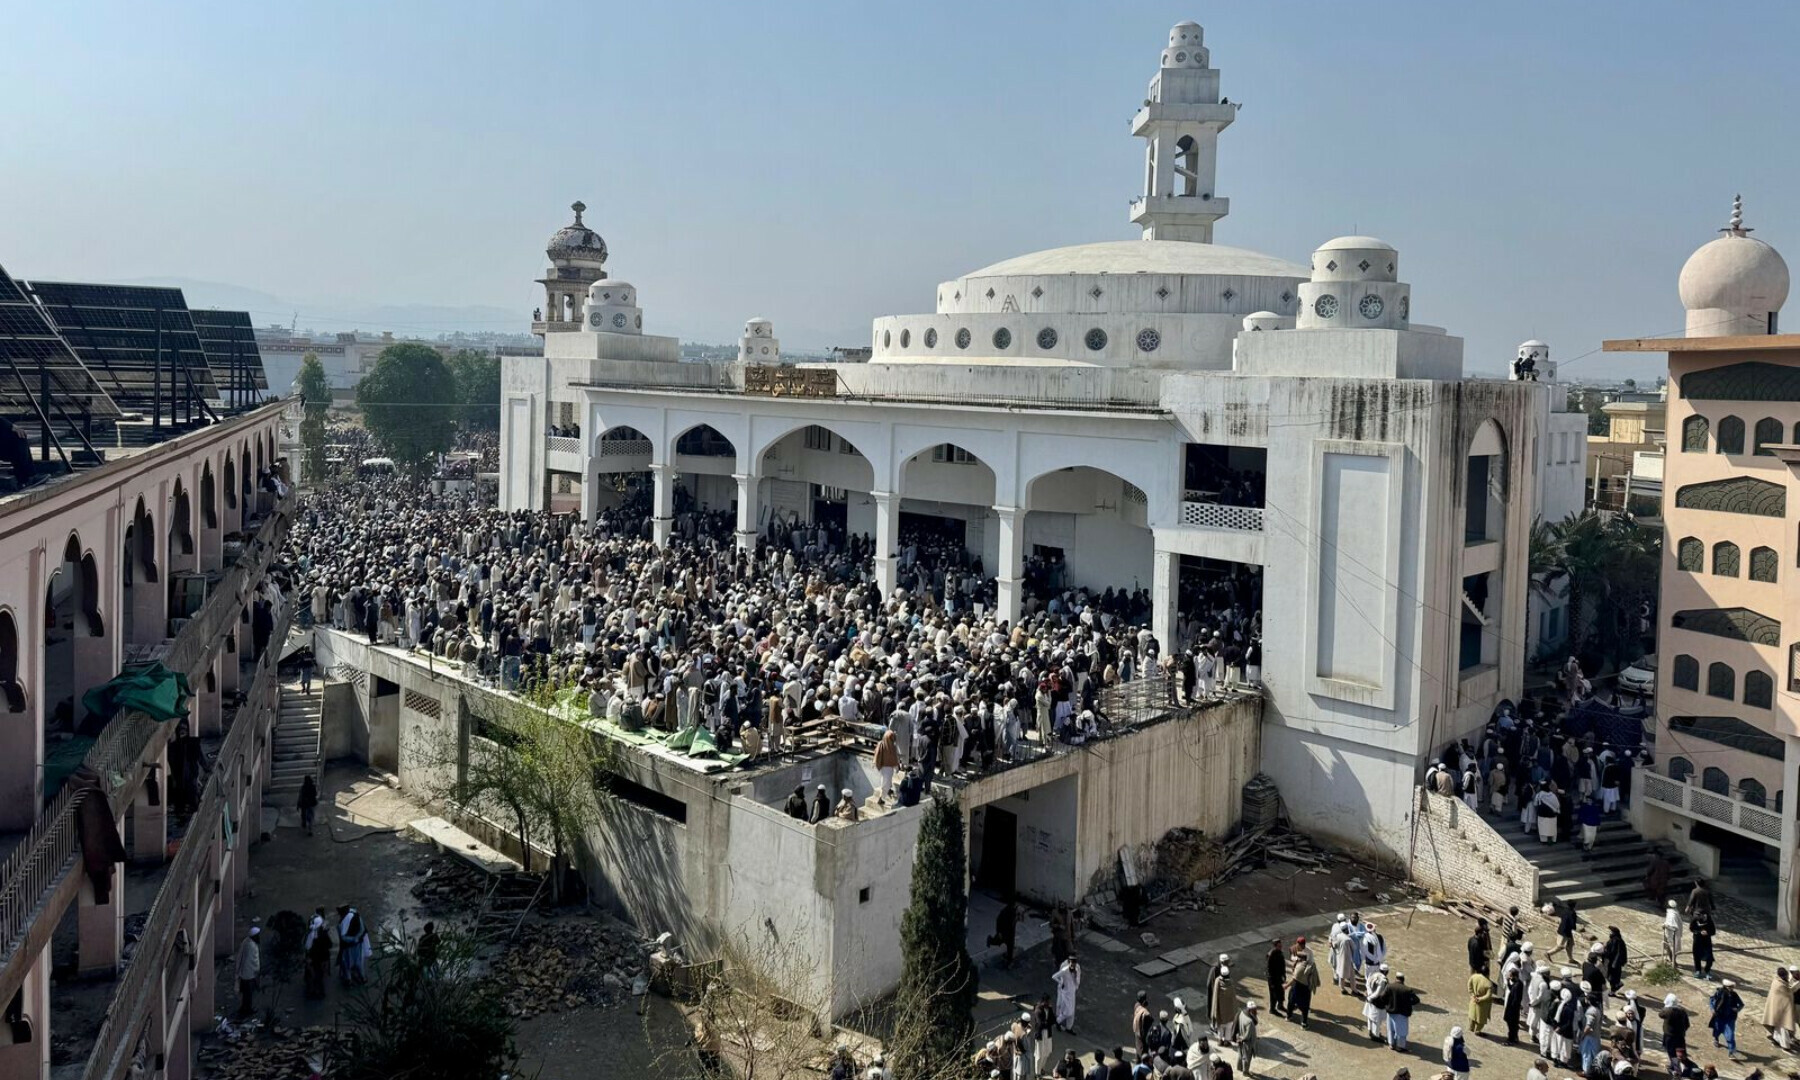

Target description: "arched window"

left=1683, top=415, right=1710, bottom=453
left=1717, top=416, right=1745, bottom=455
left=1756, top=417, right=1784, bottom=455
left=0, top=611, right=22, bottom=711
left=1701, top=767, right=1730, bottom=795
left=1670, top=757, right=1695, bottom=782
left=1173, top=135, right=1199, bottom=196
left=1677, top=537, right=1704, bottom=572
left=1707, top=661, right=1736, bottom=700
left=1750, top=546, right=1778, bottom=583
left=1672, top=654, right=1699, bottom=691
left=1713, top=540, right=1740, bottom=577
left=1740, top=778, right=1768, bottom=807
left=1745, top=670, right=1774, bottom=709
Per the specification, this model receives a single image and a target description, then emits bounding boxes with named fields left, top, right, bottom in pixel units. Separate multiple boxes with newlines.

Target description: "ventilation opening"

left=597, top=769, right=687, bottom=824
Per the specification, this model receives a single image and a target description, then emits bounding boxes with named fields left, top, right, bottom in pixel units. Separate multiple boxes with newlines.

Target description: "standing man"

left=1386, top=973, right=1419, bottom=1051
left=1766, top=968, right=1796, bottom=1050
left=1467, top=918, right=1492, bottom=977
left=235, top=924, right=262, bottom=1019
left=1284, top=940, right=1320, bottom=1030
left=1467, top=967, right=1494, bottom=1034
left=298, top=774, right=319, bottom=837
left=1707, top=979, right=1743, bottom=1060
left=1264, top=939, right=1286, bottom=1017
left=1131, top=991, right=1154, bottom=1062
left=1053, top=957, right=1081, bottom=1036
left=1234, top=1001, right=1259, bottom=1076
left=1689, top=905, right=1717, bottom=980
left=1661, top=900, right=1683, bottom=969
left=1552, top=900, right=1578, bottom=964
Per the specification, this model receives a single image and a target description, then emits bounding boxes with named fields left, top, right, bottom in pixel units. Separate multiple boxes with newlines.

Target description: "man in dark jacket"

left=808, top=784, right=830, bottom=823
left=1265, top=939, right=1286, bottom=1016
left=783, top=785, right=807, bottom=820
left=1468, top=918, right=1492, bottom=975
left=1602, top=926, right=1629, bottom=994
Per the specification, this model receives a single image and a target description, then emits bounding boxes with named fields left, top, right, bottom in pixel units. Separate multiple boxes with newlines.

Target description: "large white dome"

left=963, top=240, right=1306, bottom=280
left=1678, top=232, right=1788, bottom=316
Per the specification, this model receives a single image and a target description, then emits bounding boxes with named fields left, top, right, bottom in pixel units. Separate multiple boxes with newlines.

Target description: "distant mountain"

left=121, top=276, right=527, bottom=337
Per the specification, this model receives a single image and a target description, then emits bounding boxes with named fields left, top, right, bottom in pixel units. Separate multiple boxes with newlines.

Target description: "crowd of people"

left=283, top=453, right=1271, bottom=802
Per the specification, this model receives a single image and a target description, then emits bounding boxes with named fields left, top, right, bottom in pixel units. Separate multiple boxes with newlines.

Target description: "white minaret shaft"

left=1130, top=21, right=1235, bottom=243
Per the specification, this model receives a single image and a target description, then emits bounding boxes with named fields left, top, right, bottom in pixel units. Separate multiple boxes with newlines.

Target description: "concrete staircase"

left=1493, top=813, right=1697, bottom=908
left=268, top=685, right=322, bottom=804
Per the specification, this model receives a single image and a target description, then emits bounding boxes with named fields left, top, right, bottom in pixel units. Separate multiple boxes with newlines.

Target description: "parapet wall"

left=1409, top=788, right=1538, bottom=912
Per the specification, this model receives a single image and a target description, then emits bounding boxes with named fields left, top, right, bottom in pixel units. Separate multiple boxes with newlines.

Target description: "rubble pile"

left=491, top=917, right=645, bottom=1018
left=197, top=1025, right=354, bottom=1080
left=409, top=856, right=489, bottom=914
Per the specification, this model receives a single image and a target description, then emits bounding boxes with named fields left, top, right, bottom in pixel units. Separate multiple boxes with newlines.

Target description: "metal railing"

left=83, top=605, right=290, bottom=1080
left=1639, top=766, right=1785, bottom=842
left=0, top=494, right=293, bottom=996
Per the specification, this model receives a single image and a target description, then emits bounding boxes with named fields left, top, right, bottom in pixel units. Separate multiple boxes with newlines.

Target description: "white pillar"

left=994, top=506, right=1025, bottom=627
left=1152, top=547, right=1178, bottom=657
left=873, top=491, right=898, bottom=599
left=1780, top=736, right=1800, bottom=937
left=650, top=463, right=674, bottom=547
left=733, top=473, right=760, bottom=553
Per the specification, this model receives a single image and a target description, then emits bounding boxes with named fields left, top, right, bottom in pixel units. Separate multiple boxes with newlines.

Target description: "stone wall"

left=1410, top=788, right=1538, bottom=912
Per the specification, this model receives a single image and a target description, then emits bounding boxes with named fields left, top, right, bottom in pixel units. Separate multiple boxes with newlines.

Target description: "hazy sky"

left=6, top=1, right=1797, bottom=376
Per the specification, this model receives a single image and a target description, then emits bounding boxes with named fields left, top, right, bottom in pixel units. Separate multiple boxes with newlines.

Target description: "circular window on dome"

left=1313, top=294, right=1339, bottom=319
left=1136, top=328, right=1161, bottom=352
left=1359, top=294, right=1384, bottom=320
left=1085, top=328, right=1108, bottom=351
left=760, top=346, right=770, bottom=355
left=993, top=328, right=1013, bottom=350
left=955, top=328, right=972, bottom=350
left=1398, top=296, right=1409, bottom=321
left=612, top=312, right=627, bottom=329
left=900, top=329, right=911, bottom=348
left=1036, top=327, right=1058, bottom=349
left=589, top=312, right=604, bottom=328
left=1175, top=51, right=1187, bottom=62
left=883, top=330, right=891, bottom=348
left=924, top=328, right=939, bottom=348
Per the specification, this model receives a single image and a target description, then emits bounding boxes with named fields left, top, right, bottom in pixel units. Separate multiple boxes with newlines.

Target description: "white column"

left=733, top=473, right=760, bottom=553
left=994, top=506, right=1025, bottom=627
left=1780, top=736, right=1800, bottom=937
left=1152, top=547, right=1178, bottom=657
left=579, top=466, right=598, bottom=522
left=650, top=463, right=674, bottom=548
left=873, top=491, right=898, bottom=599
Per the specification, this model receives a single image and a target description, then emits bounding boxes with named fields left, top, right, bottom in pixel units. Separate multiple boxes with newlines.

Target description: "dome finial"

left=571, top=200, right=587, bottom=226
left=1724, top=194, right=1750, bottom=236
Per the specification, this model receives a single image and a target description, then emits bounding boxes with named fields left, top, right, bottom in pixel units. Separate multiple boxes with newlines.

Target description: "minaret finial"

left=1724, top=194, right=1750, bottom=236
left=571, top=200, right=586, bottom=226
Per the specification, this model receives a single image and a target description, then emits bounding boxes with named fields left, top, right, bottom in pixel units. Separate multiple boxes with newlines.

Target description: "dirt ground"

left=196, top=762, right=686, bottom=1079
left=973, top=858, right=1798, bottom=1080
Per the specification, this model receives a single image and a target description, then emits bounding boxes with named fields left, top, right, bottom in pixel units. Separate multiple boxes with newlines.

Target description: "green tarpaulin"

left=81, top=663, right=194, bottom=727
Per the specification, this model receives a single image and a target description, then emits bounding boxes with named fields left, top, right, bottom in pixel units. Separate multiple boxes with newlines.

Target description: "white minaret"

left=1130, top=21, right=1236, bottom=243
left=738, top=317, right=780, bottom=363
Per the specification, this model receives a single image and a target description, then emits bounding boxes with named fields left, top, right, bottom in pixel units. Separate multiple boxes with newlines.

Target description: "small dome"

left=1679, top=201, right=1788, bottom=334
left=1519, top=339, right=1548, bottom=349
left=588, top=280, right=635, bottom=302
left=548, top=201, right=607, bottom=265
left=1243, top=311, right=1283, bottom=332
left=1317, top=235, right=1396, bottom=253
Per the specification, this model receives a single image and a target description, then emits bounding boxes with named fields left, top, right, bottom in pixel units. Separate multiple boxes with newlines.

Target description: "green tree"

left=889, top=796, right=976, bottom=1080
left=1531, top=510, right=1661, bottom=668
left=416, top=681, right=613, bottom=904
left=355, top=343, right=459, bottom=467
left=342, top=925, right=518, bottom=1080
left=296, top=351, right=331, bottom=480
left=447, top=348, right=502, bottom=430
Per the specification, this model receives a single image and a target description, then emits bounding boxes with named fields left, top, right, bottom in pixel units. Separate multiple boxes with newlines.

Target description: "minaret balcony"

left=1131, top=102, right=1237, bottom=134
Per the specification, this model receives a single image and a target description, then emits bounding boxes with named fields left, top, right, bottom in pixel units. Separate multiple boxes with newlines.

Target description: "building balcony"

left=531, top=318, right=584, bottom=336
left=1638, top=766, right=1785, bottom=844
left=1178, top=494, right=1263, bottom=532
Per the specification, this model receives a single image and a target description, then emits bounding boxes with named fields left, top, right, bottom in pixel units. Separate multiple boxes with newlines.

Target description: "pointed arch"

left=0, top=609, right=22, bottom=712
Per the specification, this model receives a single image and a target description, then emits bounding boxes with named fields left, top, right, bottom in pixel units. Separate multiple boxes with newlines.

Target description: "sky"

left=5, top=0, right=1798, bottom=377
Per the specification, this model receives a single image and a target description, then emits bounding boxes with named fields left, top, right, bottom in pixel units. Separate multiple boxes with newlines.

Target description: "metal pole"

left=39, top=348, right=49, bottom=461
left=153, top=309, right=163, bottom=432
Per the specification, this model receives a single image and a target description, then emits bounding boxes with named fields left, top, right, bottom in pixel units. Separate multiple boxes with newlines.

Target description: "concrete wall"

left=1410, top=788, right=1539, bottom=911
left=320, top=679, right=364, bottom=762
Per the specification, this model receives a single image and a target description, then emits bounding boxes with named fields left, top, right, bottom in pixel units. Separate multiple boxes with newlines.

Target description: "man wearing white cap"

left=235, top=923, right=262, bottom=1019
left=1707, top=978, right=1743, bottom=1059
left=1363, top=962, right=1391, bottom=1043
left=1662, top=899, right=1683, bottom=968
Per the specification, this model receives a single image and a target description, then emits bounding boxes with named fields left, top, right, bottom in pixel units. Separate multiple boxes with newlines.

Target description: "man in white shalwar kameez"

left=1052, top=958, right=1081, bottom=1034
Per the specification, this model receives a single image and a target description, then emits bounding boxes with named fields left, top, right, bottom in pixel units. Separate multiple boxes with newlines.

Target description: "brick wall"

left=1409, top=788, right=1539, bottom=912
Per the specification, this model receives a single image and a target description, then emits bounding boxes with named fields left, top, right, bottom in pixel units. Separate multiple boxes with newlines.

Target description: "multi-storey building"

left=1608, top=198, right=1797, bottom=931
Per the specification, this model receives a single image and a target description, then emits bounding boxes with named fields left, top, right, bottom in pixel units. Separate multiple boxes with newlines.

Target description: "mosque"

left=499, top=20, right=1557, bottom=862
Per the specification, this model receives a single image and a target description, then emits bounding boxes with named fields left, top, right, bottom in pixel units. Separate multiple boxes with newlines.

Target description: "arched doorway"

left=589, top=425, right=653, bottom=528
left=124, top=499, right=162, bottom=646
left=222, top=454, right=239, bottom=533
left=200, top=461, right=222, bottom=570
left=45, top=535, right=103, bottom=731
left=1021, top=465, right=1157, bottom=621
left=755, top=424, right=876, bottom=550
left=668, top=424, right=738, bottom=541
left=896, top=443, right=998, bottom=609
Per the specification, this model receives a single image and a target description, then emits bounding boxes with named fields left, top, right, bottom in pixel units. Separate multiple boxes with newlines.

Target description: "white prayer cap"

left=1663, top=993, right=1678, bottom=1007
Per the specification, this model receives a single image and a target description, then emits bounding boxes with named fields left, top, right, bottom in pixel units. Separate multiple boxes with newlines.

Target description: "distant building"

left=255, top=328, right=538, bottom=398
left=1588, top=391, right=1667, bottom=514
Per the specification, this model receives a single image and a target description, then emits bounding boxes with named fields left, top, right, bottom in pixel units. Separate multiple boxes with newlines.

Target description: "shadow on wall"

left=587, top=796, right=694, bottom=948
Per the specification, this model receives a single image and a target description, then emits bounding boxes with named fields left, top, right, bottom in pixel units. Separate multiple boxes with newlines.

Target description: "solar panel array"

left=28, top=280, right=221, bottom=420
left=190, top=308, right=269, bottom=402
left=0, top=264, right=122, bottom=420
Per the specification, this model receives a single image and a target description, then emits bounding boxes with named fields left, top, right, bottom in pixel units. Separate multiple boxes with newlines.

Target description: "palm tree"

left=1533, top=510, right=1661, bottom=668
